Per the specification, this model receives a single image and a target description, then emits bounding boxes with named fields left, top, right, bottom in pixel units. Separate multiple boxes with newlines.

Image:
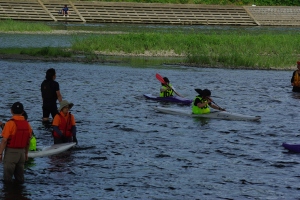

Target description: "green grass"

left=71, top=31, right=300, bottom=69
left=0, top=19, right=52, bottom=32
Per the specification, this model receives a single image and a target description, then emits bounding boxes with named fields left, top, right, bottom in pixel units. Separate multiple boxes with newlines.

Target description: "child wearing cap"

left=52, top=100, right=77, bottom=144
left=192, top=89, right=225, bottom=114
left=291, top=61, right=300, bottom=92
left=0, top=102, right=33, bottom=183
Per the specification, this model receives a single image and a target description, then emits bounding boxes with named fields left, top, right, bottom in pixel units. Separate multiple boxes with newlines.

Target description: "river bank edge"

left=0, top=53, right=295, bottom=71
left=0, top=30, right=296, bottom=71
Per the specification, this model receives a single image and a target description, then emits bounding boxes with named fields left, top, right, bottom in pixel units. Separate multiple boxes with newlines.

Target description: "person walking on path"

left=41, top=68, right=62, bottom=125
left=0, top=102, right=33, bottom=183
left=291, top=61, right=300, bottom=92
left=52, top=100, right=78, bottom=145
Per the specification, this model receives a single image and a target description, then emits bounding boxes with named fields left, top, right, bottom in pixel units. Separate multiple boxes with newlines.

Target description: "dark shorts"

left=42, top=102, right=58, bottom=119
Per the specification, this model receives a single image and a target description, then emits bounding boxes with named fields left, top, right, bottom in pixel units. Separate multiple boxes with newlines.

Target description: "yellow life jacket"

left=192, top=96, right=210, bottom=114
left=29, top=135, right=37, bottom=151
left=293, top=71, right=300, bottom=87
left=160, top=84, right=174, bottom=97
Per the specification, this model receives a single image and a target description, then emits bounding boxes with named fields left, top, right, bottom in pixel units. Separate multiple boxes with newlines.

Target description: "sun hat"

left=11, top=102, right=24, bottom=114
left=58, top=100, right=74, bottom=112
left=195, top=89, right=211, bottom=97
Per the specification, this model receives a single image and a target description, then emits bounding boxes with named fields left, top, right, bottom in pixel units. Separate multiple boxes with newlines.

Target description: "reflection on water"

left=0, top=59, right=299, bottom=199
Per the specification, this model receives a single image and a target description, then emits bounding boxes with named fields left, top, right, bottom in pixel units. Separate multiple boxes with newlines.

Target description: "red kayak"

left=282, top=143, right=300, bottom=153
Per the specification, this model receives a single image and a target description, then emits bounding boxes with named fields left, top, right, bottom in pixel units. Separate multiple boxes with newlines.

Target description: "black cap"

left=195, top=89, right=211, bottom=97
left=11, top=102, right=24, bottom=114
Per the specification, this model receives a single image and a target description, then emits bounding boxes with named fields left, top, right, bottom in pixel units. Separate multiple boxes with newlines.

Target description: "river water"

left=0, top=58, right=299, bottom=199
left=1, top=25, right=300, bottom=199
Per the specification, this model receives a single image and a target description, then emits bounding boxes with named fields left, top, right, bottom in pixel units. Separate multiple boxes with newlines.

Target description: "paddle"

left=155, top=73, right=184, bottom=97
left=194, top=89, right=225, bottom=111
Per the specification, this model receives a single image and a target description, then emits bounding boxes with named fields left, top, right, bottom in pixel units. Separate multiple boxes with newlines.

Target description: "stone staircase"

left=0, top=0, right=299, bottom=26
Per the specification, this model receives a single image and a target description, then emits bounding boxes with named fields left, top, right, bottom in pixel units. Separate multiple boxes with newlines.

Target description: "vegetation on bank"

left=80, top=0, right=300, bottom=6
left=1, top=19, right=300, bottom=69
left=71, top=32, right=300, bottom=69
left=0, top=47, right=71, bottom=57
left=0, top=19, right=52, bottom=32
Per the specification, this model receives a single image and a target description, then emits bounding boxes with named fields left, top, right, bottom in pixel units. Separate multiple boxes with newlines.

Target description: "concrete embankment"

left=1, top=0, right=300, bottom=26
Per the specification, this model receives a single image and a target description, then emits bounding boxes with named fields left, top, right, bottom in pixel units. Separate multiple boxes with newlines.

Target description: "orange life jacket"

left=53, top=113, right=73, bottom=138
left=7, top=119, right=30, bottom=148
left=293, top=71, right=300, bottom=87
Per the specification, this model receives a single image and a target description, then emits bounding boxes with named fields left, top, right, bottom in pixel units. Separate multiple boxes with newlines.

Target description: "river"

left=0, top=58, right=299, bottom=199
left=1, top=23, right=300, bottom=199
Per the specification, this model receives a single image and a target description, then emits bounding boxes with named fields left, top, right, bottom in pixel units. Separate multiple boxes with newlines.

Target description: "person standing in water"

left=41, top=68, right=62, bottom=125
left=291, top=61, right=300, bottom=92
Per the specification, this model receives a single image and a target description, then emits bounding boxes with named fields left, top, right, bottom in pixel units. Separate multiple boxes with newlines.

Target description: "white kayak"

left=28, top=142, right=76, bottom=158
left=153, top=106, right=261, bottom=121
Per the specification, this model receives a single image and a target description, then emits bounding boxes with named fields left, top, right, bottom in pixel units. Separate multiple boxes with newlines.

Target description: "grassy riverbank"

left=0, top=19, right=52, bottom=32
left=71, top=31, right=300, bottom=69
left=1, top=20, right=299, bottom=69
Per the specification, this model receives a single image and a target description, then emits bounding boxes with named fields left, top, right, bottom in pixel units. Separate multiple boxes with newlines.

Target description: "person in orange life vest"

left=160, top=77, right=174, bottom=97
left=291, top=61, right=300, bottom=92
left=0, top=111, right=36, bottom=151
left=52, top=100, right=77, bottom=144
left=0, top=102, right=32, bottom=183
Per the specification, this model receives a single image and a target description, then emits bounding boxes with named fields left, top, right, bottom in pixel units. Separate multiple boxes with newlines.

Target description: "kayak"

left=28, top=142, right=76, bottom=158
left=144, top=94, right=192, bottom=105
left=153, top=106, right=261, bottom=121
left=282, top=143, right=300, bottom=153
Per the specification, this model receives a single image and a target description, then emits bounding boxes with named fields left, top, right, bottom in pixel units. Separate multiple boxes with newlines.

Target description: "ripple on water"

left=0, top=60, right=299, bottom=199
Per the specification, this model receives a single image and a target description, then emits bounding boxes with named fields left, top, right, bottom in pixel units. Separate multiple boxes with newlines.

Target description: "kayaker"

left=160, top=77, right=174, bottom=97
left=291, top=61, right=300, bottom=92
left=52, top=100, right=78, bottom=145
left=192, top=89, right=226, bottom=114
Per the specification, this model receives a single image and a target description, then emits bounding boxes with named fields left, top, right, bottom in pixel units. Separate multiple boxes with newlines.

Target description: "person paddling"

left=192, top=89, right=225, bottom=114
left=160, top=77, right=174, bottom=97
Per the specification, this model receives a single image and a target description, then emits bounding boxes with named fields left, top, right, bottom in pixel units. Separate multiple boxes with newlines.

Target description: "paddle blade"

left=156, top=73, right=166, bottom=84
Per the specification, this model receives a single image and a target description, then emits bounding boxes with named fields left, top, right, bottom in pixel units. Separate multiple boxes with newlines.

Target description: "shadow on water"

left=1, top=182, right=30, bottom=200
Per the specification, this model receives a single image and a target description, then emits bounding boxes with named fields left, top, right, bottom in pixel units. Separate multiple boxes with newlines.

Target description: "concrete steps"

left=0, top=0, right=299, bottom=26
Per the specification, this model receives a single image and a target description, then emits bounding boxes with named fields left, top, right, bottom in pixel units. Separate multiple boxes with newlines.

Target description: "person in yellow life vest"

left=52, top=100, right=77, bottom=145
left=291, top=61, right=300, bottom=92
left=0, top=111, right=36, bottom=151
left=192, top=89, right=226, bottom=114
left=160, top=77, right=174, bottom=97
left=0, top=102, right=33, bottom=183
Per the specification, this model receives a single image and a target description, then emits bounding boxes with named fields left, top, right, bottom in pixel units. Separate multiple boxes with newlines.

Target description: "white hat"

left=58, top=100, right=74, bottom=112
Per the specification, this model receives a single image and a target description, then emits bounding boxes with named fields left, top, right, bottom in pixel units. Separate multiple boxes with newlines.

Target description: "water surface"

left=0, top=59, right=298, bottom=199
